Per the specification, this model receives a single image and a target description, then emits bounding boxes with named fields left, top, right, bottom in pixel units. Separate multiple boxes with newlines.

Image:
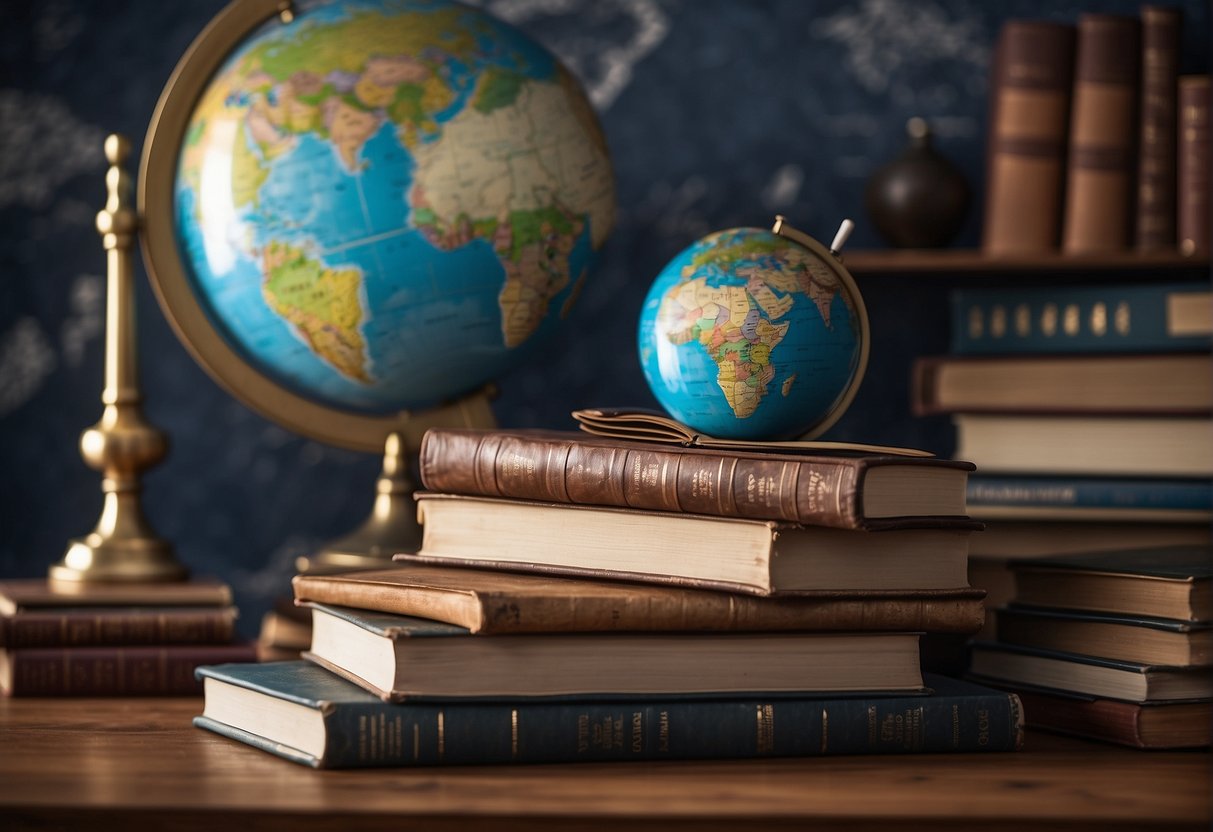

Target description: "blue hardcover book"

left=950, top=282, right=1211, bottom=355
left=300, top=602, right=924, bottom=701
left=966, top=475, right=1213, bottom=522
left=194, top=661, right=1024, bottom=768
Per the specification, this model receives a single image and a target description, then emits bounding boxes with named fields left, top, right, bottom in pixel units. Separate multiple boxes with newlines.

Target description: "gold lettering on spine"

left=755, top=704, right=775, bottom=754
left=821, top=708, right=828, bottom=753
left=412, top=724, right=420, bottom=761
left=438, top=710, right=445, bottom=760
left=511, top=709, right=519, bottom=760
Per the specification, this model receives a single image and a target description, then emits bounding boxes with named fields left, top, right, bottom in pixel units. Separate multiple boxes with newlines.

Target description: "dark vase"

left=864, top=117, right=970, bottom=249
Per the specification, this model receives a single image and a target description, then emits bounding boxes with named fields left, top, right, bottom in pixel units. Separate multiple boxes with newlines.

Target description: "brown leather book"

left=1178, top=75, right=1211, bottom=257
left=1003, top=687, right=1211, bottom=749
left=293, top=566, right=987, bottom=634
left=0, top=578, right=233, bottom=611
left=418, top=428, right=974, bottom=530
left=0, top=605, right=238, bottom=649
left=982, top=20, right=1075, bottom=254
left=0, top=642, right=257, bottom=696
left=1062, top=14, right=1141, bottom=253
left=1134, top=6, right=1181, bottom=250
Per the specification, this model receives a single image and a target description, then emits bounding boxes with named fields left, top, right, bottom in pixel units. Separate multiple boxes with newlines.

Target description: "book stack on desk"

left=912, top=280, right=1213, bottom=633
left=968, top=545, right=1212, bottom=749
left=0, top=578, right=255, bottom=696
left=193, top=428, right=1028, bottom=767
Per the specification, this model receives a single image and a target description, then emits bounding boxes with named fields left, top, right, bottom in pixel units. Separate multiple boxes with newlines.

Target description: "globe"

left=637, top=225, right=867, bottom=441
left=171, top=0, right=615, bottom=415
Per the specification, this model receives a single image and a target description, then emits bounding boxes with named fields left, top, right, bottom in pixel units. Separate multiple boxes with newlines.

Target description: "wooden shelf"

left=844, top=248, right=1211, bottom=276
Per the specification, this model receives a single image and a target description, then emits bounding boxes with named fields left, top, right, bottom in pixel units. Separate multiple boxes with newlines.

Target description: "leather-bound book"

left=982, top=20, right=1075, bottom=254
left=1135, top=6, right=1181, bottom=250
left=1178, top=75, right=1211, bottom=257
left=1062, top=14, right=1141, bottom=253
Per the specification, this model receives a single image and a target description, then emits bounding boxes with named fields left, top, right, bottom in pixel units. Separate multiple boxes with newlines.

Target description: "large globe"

left=174, top=0, right=614, bottom=414
left=638, top=227, right=866, bottom=440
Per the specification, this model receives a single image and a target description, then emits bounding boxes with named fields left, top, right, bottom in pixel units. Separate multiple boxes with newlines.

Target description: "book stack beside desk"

left=0, top=578, right=254, bottom=696
left=194, top=427, right=1027, bottom=767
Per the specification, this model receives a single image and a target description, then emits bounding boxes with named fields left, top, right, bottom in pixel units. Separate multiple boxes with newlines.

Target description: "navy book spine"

left=950, top=283, right=1211, bottom=355
left=195, top=664, right=1023, bottom=768
left=967, top=476, right=1213, bottom=512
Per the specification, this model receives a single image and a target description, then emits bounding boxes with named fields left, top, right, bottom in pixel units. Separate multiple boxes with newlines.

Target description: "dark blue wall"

left=1, top=0, right=1208, bottom=633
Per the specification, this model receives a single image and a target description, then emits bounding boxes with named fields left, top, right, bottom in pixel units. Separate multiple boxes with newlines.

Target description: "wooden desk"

left=1, top=696, right=1208, bottom=831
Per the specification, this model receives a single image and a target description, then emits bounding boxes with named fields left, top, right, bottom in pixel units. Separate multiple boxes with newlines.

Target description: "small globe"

left=173, top=0, right=615, bottom=414
left=637, top=226, right=867, bottom=440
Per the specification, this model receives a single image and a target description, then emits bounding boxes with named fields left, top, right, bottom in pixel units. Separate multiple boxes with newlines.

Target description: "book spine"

left=966, top=476, right=1213, bottom=512
left=949, top=283, right=1211, bottom=355
left=982, top=20, right=1075, bottom=253
left=1134, top=6, right=1181, bottom=251
left=0, top=609, right=235, bottom=649
left=1062, top=14, right=1141, bottom=253
left=1010, top=690, right=1149, bottom=748
left=420, top=430, right=867, bottom=529
left=3, top=644, right=255, bottom=696
left=1178, top=76, right=1211, bottom=257
left=240, top=691, right=1024, bottom=768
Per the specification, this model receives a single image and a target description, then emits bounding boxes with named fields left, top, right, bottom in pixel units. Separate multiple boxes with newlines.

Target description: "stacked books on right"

left=194, top=426, right=1026, bottom=767
left=968, top=545, right=1212, bottom=749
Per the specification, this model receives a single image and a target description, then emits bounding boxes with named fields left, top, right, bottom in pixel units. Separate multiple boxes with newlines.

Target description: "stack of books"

left=913, top=279, right=1213, bottom=631
left=0, top=578, right=254, bottom=696
left=983, top=8, right=1210, bottom=256
left=968, top=545, right=1211, bottom=749
left=194, top=427, right=1026, bottom=768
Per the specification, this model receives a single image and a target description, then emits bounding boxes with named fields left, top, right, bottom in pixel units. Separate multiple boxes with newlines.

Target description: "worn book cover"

left=293, top=565, right=986, bottom=634
left=195, top=661, right=1022, bottom=768
left=419, top=426, right=975, bottom=530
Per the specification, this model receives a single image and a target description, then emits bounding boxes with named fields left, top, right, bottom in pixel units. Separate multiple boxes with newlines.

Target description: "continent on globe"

left=638, top=227, right=864, bottom=441
left=172, top=0, right=615, bottom=412
left=655, top=231, right=843, bottom=419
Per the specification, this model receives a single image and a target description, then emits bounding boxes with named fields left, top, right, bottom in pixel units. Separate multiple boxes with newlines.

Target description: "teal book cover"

left=194, top=661, right=1023, bottom=768
left=1014, top=545, right=1212, bottom=580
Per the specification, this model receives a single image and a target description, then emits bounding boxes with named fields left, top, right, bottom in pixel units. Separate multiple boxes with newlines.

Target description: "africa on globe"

left=174, top=0, right=615, bottom=415
left=637, top=222, right=867, bottom=441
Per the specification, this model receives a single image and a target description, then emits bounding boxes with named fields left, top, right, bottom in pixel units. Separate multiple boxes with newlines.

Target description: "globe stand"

left=50, top=136, right=188, bottom=584
left=295, top=431, right=421, bottom=573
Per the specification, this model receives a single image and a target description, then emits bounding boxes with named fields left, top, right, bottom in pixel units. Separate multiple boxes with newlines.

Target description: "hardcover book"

left=995, top=606, right=1210, bottom=667
left=952, top=414, right=1213, bottom=478
left=912, top=353, right=1212, bottom=416
left=301, top=603, right=924, bottom=702
left=0, top=604, right=238, bottom=649
left=194, top=661, right=1023, bottom=768
left=1009, top=545, right=1212, bottom=622
left=1062, top=14, right=1141, bottom=252
left=964, top=475, right=1212, bottom=523
left=1006, top=686, right=1209, bottom=749
left=948, top=282, right=1212, bottom=356
left=0, top=642, right=257, bottom=697
left=968, top=520, right=1211, bottom=560
left=293, top=565, right=987, bottom=635
left=403, top=494, right=978, bottom=596
left=1178, top=75, right=1211, bottom=256
left=418, top=427, right=973, bottom=530
left=1134, top=5, right=1181, bottom=250
left=969, top=642, right=1211, bottom=703
left=0, top=578, right=233, bottom=611
left=982, top=19, right=1075, bottom=253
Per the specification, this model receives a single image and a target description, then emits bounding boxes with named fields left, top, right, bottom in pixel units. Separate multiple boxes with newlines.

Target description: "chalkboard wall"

left=1, top=0, right=1208, bottom=633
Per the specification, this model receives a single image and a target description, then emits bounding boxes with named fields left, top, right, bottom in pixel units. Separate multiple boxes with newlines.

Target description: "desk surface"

left=1, top=696, right=1209, bottom=831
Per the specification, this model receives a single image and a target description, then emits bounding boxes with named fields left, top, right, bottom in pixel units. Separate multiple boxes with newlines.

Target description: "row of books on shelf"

left=984, top=7, right=1209, bottom=256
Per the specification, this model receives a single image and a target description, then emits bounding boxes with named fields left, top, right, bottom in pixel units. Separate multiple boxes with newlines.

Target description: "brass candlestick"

left=50, top=135, right=187, bottom=583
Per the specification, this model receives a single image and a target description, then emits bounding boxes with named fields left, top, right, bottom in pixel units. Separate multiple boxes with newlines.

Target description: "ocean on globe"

left=175, top=0, right=614, bottom=413
left=638, top=228, right=865, bottom=440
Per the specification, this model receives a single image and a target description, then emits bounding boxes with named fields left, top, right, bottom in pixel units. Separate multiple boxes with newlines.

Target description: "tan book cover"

left=293, top=565, right=987, bottom=635
left=0, top=579, right=233, bottom=614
